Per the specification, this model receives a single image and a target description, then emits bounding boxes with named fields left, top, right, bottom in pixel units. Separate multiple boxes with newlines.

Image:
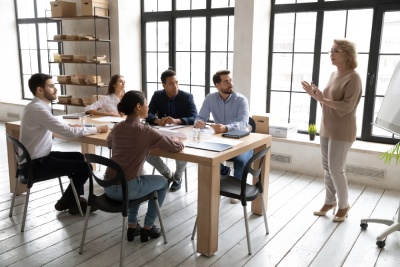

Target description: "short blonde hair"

left=334, top=39, right=358, bottom=69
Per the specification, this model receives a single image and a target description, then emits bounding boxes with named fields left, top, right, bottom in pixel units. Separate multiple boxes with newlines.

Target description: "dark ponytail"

left=117, top=90, right=145, bottom=115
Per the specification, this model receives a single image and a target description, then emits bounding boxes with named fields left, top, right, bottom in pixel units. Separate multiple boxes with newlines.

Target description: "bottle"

left=192, top=127, right=200, bottom=143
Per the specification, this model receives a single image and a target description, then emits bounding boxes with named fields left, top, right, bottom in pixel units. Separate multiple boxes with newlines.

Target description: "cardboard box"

left=269, top=123, right=297, bottom=138
left=50, top=1, right=77, bottom=17
left=252, top=113, right=270, bottom=134
left=81, top=0, right=109, bottom=16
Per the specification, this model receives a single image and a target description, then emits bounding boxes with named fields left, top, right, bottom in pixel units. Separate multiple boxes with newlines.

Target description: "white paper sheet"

left=158, top=128, right=187, bottom=139
left=91, top=116, right=124, bottom=123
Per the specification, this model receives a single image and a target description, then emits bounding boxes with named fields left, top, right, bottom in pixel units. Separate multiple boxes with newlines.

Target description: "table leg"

left=196, top=163, right=220, bottom=256
left=81, top=143, right=96, bottom=169
left=252, top=144, right=271, bottom=215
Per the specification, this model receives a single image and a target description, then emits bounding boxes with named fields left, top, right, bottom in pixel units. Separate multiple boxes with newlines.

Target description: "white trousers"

left=320, top=136, right=353, bottom=209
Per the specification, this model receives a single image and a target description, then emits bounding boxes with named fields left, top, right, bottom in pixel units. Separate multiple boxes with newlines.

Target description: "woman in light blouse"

left=84, top=74, right=125, bottom=116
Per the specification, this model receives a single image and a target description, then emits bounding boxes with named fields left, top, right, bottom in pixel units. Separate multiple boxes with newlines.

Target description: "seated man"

left=194, top=70, right=253, bottom=203
left=19, top=73, right=109, bottom=214
left=145, top=69, right=198, bottom=191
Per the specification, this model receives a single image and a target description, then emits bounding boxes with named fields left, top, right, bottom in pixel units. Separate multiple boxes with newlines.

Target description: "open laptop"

left=185, top=141, right=233, bottom=152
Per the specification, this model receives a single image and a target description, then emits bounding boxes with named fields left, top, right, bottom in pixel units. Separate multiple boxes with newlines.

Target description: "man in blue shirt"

left=146, top=69, right=198, bottom=191
left=194, top=70, right=253, bottom=202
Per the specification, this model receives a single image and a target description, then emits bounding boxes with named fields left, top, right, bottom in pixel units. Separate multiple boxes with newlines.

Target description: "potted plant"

left=308, top=123, right=317, bottom=141
left=380, top=142, right=400, bottom=165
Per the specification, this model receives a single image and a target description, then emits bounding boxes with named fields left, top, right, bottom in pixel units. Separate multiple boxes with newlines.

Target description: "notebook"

left=222, top=130, right=250, bottom=139
left=185, top=141, right=233, bottom=152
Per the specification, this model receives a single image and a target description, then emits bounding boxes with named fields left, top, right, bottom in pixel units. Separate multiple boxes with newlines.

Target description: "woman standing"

left=301, top=39, right=362, bottom=222
left=104, top=90, right=184, bottom=242
left=84, top=74, right=125, bottom=116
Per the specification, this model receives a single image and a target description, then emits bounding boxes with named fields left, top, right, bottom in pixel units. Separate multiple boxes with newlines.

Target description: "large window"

left=269, top=0, right=400, bottom=144
left=15, top=0, right=58, bottom=99
left=141, top=0, right=234, bottom=110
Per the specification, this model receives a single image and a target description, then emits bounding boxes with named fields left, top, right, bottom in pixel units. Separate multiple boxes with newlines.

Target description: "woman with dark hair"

left=301, top=39, right=362, bottom=222
left=84, top=74, right=125, bottom=116
left=104, top=90, right=184, bottom=242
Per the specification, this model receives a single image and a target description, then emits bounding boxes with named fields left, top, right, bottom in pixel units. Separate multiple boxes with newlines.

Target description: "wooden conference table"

left=5, top=115, right=272, bottom=257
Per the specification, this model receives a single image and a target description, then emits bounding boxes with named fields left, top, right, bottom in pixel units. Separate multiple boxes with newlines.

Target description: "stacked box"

left=81, top=0, right=109, bottom=16
left=50, top=1, right=77, bottom=17
left=252, top=113, right=270, bottom=134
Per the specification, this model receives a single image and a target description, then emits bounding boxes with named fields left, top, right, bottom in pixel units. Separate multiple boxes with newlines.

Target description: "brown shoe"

left=54, top=200, right=69, bottom=211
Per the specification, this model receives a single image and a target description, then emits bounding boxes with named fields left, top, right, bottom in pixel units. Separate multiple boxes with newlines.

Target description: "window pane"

left=40, top=49, right=49, bottom=73
left=211, top=16, right=229, bottom=51
left=177, top=0, right=206, bottom=10
left=212, top=0, right=235, bottom=8
left=210, top=52, right=233, bottom=77
left=146, top=53, right=157, bottom=82
left=144, top=0, right=157, bottom=12
left=356, top=54, right=369, bottom=96
left=16, top=0, right=35, bottom=19
left=192, top=17, right=206, bottom=51
left=292, top=54, right=314, bottom=92
left=191, top=52, right=206, bottom=85
left=176, top=52, right=190, bottom=84
left=271, top=53, right=293, bottom=92
left=23, top=75, right=34, bottom=98
left=146, top=83, right=158, bottom=101
left=158, top=0, right=172, bottom=11
left=37, top=0, right=51, bottom=18
left=289, top=92, right=311, bottom=130
left=356, top=97, right=364, bottom=137
left=273, top=13, right=295, bottom=52
left=375, top=56, right=400, bottom=96
left=346, top=9, right=373, bottom=52
left=380, top=11, right=400, bottom=54
left=321, top=11, right=346, bottom=52
left=372, top=97, right=392, bottom=137
left=146, top=22, right=157, bottom=51
left=158, top=22, right=169, bottom=52
left=176, top=18, right=190, bottom=51
left=270, top=91, right=290, bottom=122
left=294, top=12, right=316, bottom=52
left=21, top=50, right=39, bottom=74
left=190, top=85, right=205, bottom=111
left=19, top=24, right=37, bottom=49
left=158, top=53, right=170, bottom=77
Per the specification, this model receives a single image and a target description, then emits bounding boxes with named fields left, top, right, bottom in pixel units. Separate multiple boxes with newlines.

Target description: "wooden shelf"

left=57, top=83, right=107, bottom=88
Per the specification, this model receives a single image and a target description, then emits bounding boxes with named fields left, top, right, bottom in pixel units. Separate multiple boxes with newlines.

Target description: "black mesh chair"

left=79, top=153, right=167, bottom=267
left=248, top=117, right=256, bottom=133
left=191, top=147, right=270, bottom=255
left=6, top=134, right=83, bottom=232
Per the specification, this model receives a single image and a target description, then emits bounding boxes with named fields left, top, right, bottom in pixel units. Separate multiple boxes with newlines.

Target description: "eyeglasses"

left=329, top=48, right=342, bottom=54
left=118, top=80, right=126, bottom=84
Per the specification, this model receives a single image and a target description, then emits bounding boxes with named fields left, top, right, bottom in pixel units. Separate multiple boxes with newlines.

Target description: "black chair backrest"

left=84, top=153, right=129, bottom=216
left=248, top=117, right=256, bottom=133
left=6, top=134, right=33, bottom=187
left=240, top=147, right=270, bottom=194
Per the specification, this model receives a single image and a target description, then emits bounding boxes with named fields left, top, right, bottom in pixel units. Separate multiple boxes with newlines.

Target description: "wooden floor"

left=1, top=122, right=400, bottom=267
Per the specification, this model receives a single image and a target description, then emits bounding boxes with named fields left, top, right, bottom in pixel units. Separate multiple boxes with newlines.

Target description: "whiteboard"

left=374, top=60, right=400, bottom=136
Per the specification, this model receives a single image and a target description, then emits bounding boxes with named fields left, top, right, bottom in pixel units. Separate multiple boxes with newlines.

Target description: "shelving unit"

left=46, top=13, right=111, bottom=112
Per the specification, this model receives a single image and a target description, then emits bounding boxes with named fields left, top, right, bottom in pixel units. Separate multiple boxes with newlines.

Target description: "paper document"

left=206, top=137, right=242, bottom=146
left=92, top=116, right=124, bottom=123
left=158, top=128, right=187, bottom=139
left=159, top=124, right=185, bottom=130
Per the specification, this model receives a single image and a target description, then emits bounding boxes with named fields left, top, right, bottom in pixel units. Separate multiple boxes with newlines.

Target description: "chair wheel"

left=376, top=240, right=386, bottom=248
left=360, top=223, right=368, bottom=230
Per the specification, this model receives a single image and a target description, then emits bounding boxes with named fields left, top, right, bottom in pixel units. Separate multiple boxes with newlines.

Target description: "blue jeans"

left=104, top=175, right=168, bottom=227
left=220, top=150, right=253, bottom=180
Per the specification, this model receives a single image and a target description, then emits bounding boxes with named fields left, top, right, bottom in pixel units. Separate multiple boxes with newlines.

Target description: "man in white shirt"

left=19, top=73, right=108, bottom=214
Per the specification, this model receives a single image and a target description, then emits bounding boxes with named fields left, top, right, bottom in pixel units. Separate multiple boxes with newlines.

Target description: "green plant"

left=379, top=142, right=400, bottom=165
left=308, top=124, right=317, bottom=134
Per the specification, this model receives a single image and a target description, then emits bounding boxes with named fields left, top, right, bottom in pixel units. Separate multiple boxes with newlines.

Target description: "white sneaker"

left=230, top=198, right=240, bottom=204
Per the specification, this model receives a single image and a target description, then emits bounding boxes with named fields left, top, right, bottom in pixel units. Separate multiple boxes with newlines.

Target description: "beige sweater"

left=319, top=70, right=362, bottom=142
left=105, top=117, right=184, bottom=181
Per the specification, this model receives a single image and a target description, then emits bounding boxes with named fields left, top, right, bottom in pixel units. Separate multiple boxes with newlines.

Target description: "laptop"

left=186, top=141, right=233, bottom=152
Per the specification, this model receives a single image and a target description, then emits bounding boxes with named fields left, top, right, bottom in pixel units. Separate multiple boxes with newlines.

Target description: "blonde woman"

left=301, top=39, right=362, bottom=222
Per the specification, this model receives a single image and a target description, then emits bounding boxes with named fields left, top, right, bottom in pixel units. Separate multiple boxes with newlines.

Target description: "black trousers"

left=32, top=151, right=90, bottom=204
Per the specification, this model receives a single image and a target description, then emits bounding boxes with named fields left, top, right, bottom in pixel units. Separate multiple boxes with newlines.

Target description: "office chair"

left=6, top=134, right=83, bottom=232
left=360, top=202, right=400, bottom=248
left=191, top=147, right=270, bottom=255
left=80, top=153, right=167, bottom=267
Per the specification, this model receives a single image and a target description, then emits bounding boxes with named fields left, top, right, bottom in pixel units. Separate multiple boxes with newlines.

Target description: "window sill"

left=272, top=134, right=394, bottom=155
